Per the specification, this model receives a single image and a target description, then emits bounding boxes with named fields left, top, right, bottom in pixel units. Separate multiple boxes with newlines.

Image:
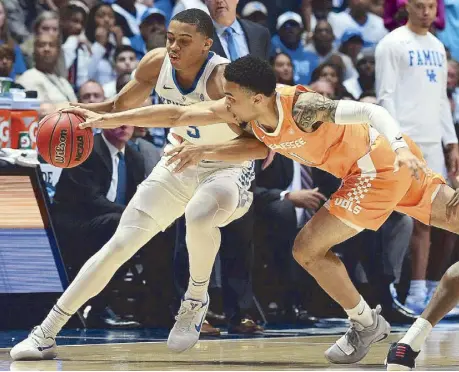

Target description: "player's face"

left=166, top=21, right=212, bottom=70
left=224, top=81, right=259, bottom=122
left=407, top=0, right=437, bottom=29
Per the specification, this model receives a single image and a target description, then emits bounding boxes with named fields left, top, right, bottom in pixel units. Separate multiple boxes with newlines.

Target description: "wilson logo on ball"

left=54, top=129, right=68, bottom=164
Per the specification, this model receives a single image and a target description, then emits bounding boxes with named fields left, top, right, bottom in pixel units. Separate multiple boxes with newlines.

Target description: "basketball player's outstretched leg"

left=386, top=185, right=459, bottom=371
left=10, top=187, right=178, bottom=361
left=292, top=207, right=390, bottom=364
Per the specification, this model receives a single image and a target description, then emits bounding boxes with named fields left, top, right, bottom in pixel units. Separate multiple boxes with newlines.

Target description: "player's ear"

left=252, top=94, right=263, bottom=105
left=204, top=37, right=213, bottom=52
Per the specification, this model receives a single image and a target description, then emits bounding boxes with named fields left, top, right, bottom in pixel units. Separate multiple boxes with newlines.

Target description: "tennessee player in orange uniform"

left=78, top=55, right=459, bottom=367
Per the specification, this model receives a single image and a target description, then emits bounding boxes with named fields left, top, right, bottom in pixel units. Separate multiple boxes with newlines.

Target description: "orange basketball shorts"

left=326, top=135, right=445, bottom=231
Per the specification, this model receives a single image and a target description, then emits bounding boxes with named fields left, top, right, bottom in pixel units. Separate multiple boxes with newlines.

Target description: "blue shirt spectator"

left=271, top=12, right=320, bottom=85
left=129, top=8, right=166, bottom=59
left=437, top=0, right=459, bottom=61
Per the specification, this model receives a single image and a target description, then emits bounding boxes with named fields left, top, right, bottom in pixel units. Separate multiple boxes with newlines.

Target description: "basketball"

left=36, top=112, right=94, bottom=168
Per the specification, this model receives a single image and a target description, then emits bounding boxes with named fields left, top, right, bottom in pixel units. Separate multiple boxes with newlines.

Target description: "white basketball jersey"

left=156, top=52, right=239, bottom=146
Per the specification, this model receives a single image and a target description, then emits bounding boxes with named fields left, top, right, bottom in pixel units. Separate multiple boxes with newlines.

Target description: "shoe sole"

left=386, top=362, right=412, bottom=371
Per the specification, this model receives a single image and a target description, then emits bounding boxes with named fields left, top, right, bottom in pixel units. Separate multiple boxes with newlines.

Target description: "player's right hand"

left=446, top=188, right=459, bottom=221
left=286, top=188, right=327, bottom=210
left=394, top=147, right=428, bottom=180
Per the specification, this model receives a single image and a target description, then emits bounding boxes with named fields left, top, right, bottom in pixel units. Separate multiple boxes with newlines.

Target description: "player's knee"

left=292, top=235, right=323, bottom=270
left=443, top=263, right=459, bottom=288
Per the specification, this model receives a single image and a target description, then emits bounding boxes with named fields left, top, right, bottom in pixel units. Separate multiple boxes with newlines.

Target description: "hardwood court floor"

left=1, top=323, right=459, bottom=370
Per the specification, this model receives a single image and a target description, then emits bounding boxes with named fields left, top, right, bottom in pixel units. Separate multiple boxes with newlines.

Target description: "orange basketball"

left=36, top=112, right=94, bottom=168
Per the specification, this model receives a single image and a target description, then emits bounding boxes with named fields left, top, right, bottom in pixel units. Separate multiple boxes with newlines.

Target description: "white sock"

left=426, top=280, right=439, bottom=297
left=40, top=304, right=73, bottom=338
left=345, top=296, right=373, bottom=327
left=185, top=277, right=209, bottom=302
left=399, top=317, right=433, bottom=352
left=408, top=280, right=427, bottom=300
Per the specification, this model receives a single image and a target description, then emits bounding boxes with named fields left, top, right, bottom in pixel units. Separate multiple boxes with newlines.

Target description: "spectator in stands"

left=111, top=0, right=147, bottom=38
left=311, top=62, right=354, bottom=99
left=172, top=0, right=208, bottom=19
left=129, top=8, right=166, bottom=60
left=343, top=54, right=375, bottom=99
left=17, top=34, right=77, bottom=117
left=52, top=79, right=144, bottom=328
left=438, top=0, right=459, bottom=62
left=4, top=0, right=64, bottom=44
left=271, top=52, right=294, bottom=86
left=384, top=0, right=445, bottom=32
left=102, top=46, right=138, bottom=98
left=271, top=12, right=320, bottom=84
left=310, top=79, right=335, bottom=98
left=241, top=2, right=268, bottom=28
left=0, top=0, right=26, bottom=80
left=447, top=59, right=459, bottom=125
left=376, top=0, right=459, bottom=316
left=338, top=29, right=364, bottom=66
left=85, top=3, right=131, bottom=85
left=20, top=11, right=61, bottom=70
left=60, top=2, right=91, bottom=89
left=331, top=0, right=388, bottom=50
left=0, top=44, right=23, bottom=89
left=305, top=20, right=358, bottom=80
left=300, top=0, right=341, bottom=40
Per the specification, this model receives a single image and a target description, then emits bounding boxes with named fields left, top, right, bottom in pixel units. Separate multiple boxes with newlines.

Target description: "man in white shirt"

left=376, top=0, right=459, bottom=316
left=332, top=0, right=388, bottom=51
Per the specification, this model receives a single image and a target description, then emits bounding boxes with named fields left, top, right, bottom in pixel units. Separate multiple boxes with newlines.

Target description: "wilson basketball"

left=36, top=112, right=93, bottom=168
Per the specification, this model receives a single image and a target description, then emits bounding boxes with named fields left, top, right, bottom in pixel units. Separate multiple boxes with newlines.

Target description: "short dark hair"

left=114, top=45, right=137, bottom=61
left=224, top=56, right=277, bottom=97
left=171, top=9, right=214, bottom=39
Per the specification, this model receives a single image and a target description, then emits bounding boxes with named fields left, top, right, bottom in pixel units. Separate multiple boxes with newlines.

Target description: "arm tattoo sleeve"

left=292, top=92, right=339, bottom=132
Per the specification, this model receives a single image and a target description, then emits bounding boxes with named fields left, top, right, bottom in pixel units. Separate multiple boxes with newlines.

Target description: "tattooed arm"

left=292, top=92, right=409, bottom=152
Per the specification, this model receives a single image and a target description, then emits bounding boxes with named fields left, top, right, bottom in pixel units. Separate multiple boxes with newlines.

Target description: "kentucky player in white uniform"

left=10, top=9, right=267, bottom=361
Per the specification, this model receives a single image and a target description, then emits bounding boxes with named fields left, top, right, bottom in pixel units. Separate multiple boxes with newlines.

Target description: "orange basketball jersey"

left=251, top=85, right=375, bottom=179
left=251, top=85, right=445, bottom=231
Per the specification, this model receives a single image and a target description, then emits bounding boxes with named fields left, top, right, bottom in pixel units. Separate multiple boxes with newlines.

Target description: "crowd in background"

left=2, top=0, right=459, bottom=334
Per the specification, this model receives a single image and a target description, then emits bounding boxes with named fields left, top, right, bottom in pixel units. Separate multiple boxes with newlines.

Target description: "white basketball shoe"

left=10, top=326, right=57, bottom=361
left=167, top=295, right=209, bottom=353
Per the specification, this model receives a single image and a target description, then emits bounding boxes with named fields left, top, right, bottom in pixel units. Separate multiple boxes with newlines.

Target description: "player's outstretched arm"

left=293, top=92, right=428, bottom=178
left=79, top=98, right=236, bottom=129
left=69, top=48, right=166, bottom=114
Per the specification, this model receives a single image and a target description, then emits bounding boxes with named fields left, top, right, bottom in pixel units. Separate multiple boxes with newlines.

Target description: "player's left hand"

left=394, top=147, right=428, bottom=180
left=165, top=144, right=206, bottom=172
left=445, top=144, right=459, bottom=178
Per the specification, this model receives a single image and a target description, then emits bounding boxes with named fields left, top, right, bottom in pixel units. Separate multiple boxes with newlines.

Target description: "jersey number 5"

left=187, top=126, right=200, bottom=138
